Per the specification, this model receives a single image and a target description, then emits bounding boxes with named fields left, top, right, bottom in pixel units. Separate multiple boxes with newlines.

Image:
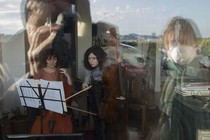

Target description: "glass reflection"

left=0, top=1, right=210, bottom=140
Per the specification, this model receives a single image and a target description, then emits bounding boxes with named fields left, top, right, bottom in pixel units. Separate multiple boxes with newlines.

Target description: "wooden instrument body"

left=31, top=112, right=72, bottom=134
left=100, top=64, right=127, bottom=123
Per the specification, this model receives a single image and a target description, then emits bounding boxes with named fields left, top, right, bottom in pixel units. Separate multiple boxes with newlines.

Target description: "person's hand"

left=82, top=83, right=89, bottom=89
left=59, top=68, right=69, bottom=76
left=116, top=56, right=123, bottom=63
left=59, top=68, right=72, bottom=85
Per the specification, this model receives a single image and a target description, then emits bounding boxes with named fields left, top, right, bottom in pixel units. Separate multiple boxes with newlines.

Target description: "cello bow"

left=65, top=86, right=92, bottom=101
left=65, top=85, right=97, bottom=116
left=67, top=106, right=97, bottom=116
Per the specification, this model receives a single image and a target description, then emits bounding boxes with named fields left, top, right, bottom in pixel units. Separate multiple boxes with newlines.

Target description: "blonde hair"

left=163, top=17, right=198, bottom=50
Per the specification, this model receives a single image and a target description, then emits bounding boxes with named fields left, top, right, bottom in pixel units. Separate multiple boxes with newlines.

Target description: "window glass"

left=1, top=0, right=210, bottom=140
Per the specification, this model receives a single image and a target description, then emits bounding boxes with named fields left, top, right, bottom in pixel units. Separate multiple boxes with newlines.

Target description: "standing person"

left=106, top=27, right=123, bottom=65
left=82, top=46, right=107, bottom=140
left=157, top=16, right=201, bottom=140
left=29, top=48, right=74, bottom=134
left=102, top=27, right=128, bottom=140
left=108, top=27, right=118, bottom=46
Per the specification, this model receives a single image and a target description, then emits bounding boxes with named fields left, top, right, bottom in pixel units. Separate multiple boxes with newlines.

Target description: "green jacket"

left=160, top=56, right=206, bottom=117
left=160, top=59, right=184, bottom=117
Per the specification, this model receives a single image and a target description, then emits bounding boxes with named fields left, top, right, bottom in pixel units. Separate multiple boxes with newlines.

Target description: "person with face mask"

left=157, top=16, right=201, bottom=140
left=164, top=17, right=200, bottom=66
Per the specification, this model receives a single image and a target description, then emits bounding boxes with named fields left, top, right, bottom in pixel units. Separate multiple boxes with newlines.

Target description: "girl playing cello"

left=30, top=48, right=73, bottom=134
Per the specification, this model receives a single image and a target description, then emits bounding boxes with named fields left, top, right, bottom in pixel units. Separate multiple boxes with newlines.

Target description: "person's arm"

left=26, top=13, right=64, bottom=76
left=82, top=70, right=91, bottom=89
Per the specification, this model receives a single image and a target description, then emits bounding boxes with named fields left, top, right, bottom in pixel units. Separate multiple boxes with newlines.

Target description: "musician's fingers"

left=116, top=56, right=123, bottom=63
left=59, top=68, right=67, bottom=74
left=82, top=83, right=88, bottom=89
left=60, top=69, right=72, bottom=82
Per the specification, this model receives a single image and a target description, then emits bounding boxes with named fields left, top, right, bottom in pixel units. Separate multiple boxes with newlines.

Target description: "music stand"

left=15, top=78, right=68, bottom=134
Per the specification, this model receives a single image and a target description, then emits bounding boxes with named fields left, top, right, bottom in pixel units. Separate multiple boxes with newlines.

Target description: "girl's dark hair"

left=83, top=46, right=107, bottom=70
left=40, top=48, right=59, bottom=68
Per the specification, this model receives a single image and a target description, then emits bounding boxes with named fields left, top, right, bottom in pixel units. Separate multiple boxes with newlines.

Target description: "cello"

left=30, top=72, right=73, bottom=134
left=99, top=34, right=127, bottom=123
left=99, top=50, right=128, bottom=124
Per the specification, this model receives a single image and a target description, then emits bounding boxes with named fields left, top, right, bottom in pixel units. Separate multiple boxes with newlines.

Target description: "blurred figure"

left=105, top=27, right=123, bottom=65
left=25, top=0, right=72, bottom=76
left=157, top=16, right=201, bottom=140
left=0, top=0, right=74, bottom=129
left=108, top=27, right=118, bottom=46
left=101, top=27, right=128, bottom=140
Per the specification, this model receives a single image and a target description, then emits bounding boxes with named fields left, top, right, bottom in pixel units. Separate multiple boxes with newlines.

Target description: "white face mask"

left=167, top=45, right=198, bottom=65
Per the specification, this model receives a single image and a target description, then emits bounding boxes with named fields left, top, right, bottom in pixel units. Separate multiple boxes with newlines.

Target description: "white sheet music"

left=40, top=79, right=67, bottom=113
left=15, top=78, right=67, bottom=114
left=15, top=78, right=41, bottom=108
